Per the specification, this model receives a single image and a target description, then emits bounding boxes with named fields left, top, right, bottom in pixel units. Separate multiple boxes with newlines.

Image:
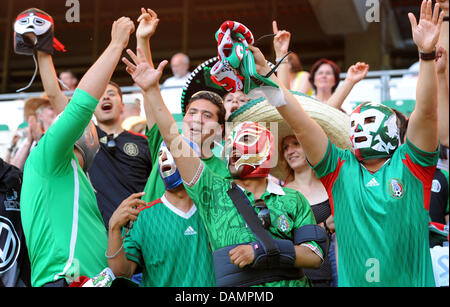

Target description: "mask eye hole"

left=34, top=18, right=45, bottom=26
left=237, top=134, right=256, bottom=144
left=364, top=116, right=376, bottom=124
left=19, top=18, right=29, bottom=25
left=351, top=120, right=355, bottom=127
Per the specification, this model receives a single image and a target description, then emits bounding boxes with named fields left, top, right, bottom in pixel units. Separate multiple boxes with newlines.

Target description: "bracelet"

left=275, top=56, right=288, bottom=64
left=419, top=49, right=436, bottom=61
left=105, top=243, right=123, bottom=259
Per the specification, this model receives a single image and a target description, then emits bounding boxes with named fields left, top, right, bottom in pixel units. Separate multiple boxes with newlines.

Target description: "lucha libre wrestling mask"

left=13, top=8, right=61, bottom=55
left=223, top=122, right=274, bottom=179
left=350, top=102, right=400, bottom=162
left=158, top=138, right=201, bottom=191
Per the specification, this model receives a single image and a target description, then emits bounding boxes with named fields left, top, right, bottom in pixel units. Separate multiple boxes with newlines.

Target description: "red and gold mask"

left=224, top=122, right=274, bottom=179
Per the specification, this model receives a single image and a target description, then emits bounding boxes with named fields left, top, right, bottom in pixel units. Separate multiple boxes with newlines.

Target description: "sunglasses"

left=254, top=199, right=271, bottom=230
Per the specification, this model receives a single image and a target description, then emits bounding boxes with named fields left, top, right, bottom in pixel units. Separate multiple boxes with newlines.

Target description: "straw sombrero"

left=228, top=91, right=353, bottom=181
left=24, top=97, right=51, bottom=120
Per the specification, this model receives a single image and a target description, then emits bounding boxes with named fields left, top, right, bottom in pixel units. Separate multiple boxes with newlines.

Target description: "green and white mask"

left=350, top=102, right=400, bottom=162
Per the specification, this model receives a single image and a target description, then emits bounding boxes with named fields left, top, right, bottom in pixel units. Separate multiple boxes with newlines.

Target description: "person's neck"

left=164, top=186, right=194, bottom=213
left=362, top=157, right=389, bottom=173
left=98, top=121, right=124, bottom=136
left=292, top=165, right=318, bottom=186
left=234, top=177, right=268, bottom=200
left=315, top=89, right=333, bottom=103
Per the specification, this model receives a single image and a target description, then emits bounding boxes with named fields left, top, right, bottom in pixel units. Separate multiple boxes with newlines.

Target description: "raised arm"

left=135, top=8, right=159, bottom=129
left=77, top=17, right=135, bottom=99
left=40, top=17, right=135, bottom=171
left=37, top=51, right=68, bottom=114
left=436, top=45, right=449, bottom=147
left=326, top=62, right=369, bottom=110
left=272, top=21, right=291, bottom=89
left=437, top=0, right=449, bottom=74
left=406, top=0, right=445, bottom=152
left=248, top=45, right=329, bottom=167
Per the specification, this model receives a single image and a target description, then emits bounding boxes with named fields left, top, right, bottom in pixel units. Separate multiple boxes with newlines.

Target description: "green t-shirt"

left=21, top=89, right=108, bottom=287
left=142, top=124, right=230, bottom=203
left=184, top=161, right=321, bottom=287
left=312, top=138, right=438, bottom=287
left=124, top=196, right=215, bottom=287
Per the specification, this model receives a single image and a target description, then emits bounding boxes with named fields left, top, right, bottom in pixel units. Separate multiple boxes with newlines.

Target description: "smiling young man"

left=134, top=9, right=229, bottom=204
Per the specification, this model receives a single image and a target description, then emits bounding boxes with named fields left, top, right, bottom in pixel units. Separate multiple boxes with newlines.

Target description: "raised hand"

left=346, top=62, right=369, bottom=84
left=109, top=192, right=146, bottom=231
left=272, top=20, right=291, bottom=58
left=408, top=0, right=445, bottom=53
left=122, top=47, right=168, bottom=92
left=136, top=8, right=159, bottom=40
left=436, top=0, right=449, bottom=14
left=110, top=17, right=135, bottom=50
left=436, top=45, right=448, bottom=74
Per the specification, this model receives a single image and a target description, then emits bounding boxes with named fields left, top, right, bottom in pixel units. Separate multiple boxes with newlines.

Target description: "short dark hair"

left=309, top=58, right=341, bottom=93
left=288, top=53, right=303, bottom=73
left=185, top=90, right=226, bottom=127
left=107, top=81, right=123, bottom=100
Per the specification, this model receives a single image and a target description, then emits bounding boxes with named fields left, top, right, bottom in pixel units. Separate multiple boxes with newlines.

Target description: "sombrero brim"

left=180, top=57, right=227, bottom=115
left=24, top=97, right=51, bottom=120
left=228, top=91, right=353, bottom=181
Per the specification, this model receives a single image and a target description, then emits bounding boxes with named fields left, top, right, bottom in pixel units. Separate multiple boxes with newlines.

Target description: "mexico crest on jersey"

left=387, top=178, right=404, bottom=199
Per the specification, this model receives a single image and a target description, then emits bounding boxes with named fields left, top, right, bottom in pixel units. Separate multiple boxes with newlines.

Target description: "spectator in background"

left=309, top=58, right=341, bottom=103
left=161, top=52, right=191, bottom=113
left=9, top=97, right=56, bottom=170
left=58, top=70, right=78, bottom=91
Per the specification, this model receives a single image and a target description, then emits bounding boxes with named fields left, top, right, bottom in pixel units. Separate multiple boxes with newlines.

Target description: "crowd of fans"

left=0, top=0, right=448, bottom=288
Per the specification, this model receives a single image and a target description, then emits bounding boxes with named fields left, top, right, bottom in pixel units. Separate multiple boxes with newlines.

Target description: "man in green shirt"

left=21, top=17, right=135, bottom=287
left=235, top=0, right=443, bottom=287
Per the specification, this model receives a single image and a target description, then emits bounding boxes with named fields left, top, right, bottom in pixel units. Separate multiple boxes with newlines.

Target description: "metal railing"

left=0, top=69, right=416, bottom=102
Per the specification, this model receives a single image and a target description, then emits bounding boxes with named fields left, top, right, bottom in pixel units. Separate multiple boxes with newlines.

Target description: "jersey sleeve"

left=403, top=138, right=439, bottom=168
left=123, top=223, right=143, bottom=267
left=309, top=139, right=349, bottom=189
left=35, top=89, right=98, bottom=174
left=183, top=161, right=229, bottom=213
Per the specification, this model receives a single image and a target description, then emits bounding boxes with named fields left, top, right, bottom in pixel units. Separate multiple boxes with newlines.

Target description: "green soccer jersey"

left=184, top=162, right=322, bottom=287
left=142, top=124, right=230, bottom=203
left=123, top=195, right=215, bottom=287
left=21, top=89, right=108, bottom=287
left=312, top=138, right=438, bottom=287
